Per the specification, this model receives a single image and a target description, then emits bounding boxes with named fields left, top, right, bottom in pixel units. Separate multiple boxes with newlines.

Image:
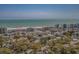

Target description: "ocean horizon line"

left=0, top=19, right=78, bottom=20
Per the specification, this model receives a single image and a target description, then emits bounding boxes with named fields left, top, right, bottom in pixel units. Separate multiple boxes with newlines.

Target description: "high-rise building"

left=55, top=24, right=59, bottom=28
left=0, top=27, right=7, bottom=34
left=63, top=24, right=67, bottom=28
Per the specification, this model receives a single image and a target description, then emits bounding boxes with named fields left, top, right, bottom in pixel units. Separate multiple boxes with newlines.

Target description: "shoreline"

left=7, top=26, right=46, bottom=30
left=0, top=23, right=79, bottom=30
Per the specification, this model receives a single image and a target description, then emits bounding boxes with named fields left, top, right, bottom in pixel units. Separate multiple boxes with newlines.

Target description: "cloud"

left=0, top=10, right=79, bottom=19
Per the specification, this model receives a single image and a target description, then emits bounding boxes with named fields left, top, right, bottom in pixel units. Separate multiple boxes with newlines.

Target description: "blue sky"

left=0, top=4, right=79, bottom=19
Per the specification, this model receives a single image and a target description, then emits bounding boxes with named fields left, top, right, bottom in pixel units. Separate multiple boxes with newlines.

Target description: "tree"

left=12, top=39, right=28, bottom=53
left=14, top=32, right=20, bottom=42
left=30, top=41, right=41, bottom=53
left=0, top=35, right=4, bottom=47
left=0, top=48, right=12, bottom=54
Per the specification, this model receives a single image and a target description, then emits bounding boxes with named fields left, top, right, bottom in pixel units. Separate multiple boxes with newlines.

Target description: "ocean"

left=0, top=19, right=79, bottom=27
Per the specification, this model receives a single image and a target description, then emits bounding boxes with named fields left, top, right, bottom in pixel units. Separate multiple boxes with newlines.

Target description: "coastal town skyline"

left=0, top=4, right=79, bottom=19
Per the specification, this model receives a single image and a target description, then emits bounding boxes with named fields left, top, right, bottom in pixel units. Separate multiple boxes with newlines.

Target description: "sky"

left=0, top=4, right=79, bottom=20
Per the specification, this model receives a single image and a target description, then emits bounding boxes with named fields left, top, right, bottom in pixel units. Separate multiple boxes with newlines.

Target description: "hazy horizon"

left=0, top=4, right=79, bottom=20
